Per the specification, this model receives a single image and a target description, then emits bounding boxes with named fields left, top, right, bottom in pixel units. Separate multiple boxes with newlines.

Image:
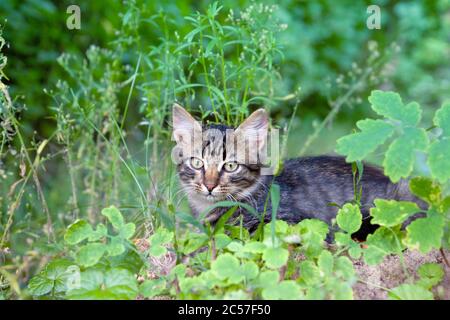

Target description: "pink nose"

left=205, top=183, right=217, bottom=192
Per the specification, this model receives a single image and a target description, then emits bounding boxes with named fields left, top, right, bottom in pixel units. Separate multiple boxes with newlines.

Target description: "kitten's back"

left=272, top=156, right=424, bottom=239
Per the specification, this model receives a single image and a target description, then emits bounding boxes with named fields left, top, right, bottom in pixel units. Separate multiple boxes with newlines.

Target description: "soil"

left=352, top=249, right=450, bottom=300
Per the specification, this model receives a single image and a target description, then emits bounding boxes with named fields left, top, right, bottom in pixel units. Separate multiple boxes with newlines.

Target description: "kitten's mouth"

left=202, top=192, right=227, bottom=202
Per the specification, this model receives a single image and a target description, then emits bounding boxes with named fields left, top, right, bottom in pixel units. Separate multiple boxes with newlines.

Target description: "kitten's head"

left=172, top=104, right=269, bottom=207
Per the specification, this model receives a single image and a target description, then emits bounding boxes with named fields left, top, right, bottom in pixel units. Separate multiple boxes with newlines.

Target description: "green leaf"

left=199, top=270, right=226, bottom=290
left=336, top=203, right=362, bottom=233
left=227, top=241, right=245, bottom=254
left=149, top=228, right=174, bottom=257
left=348, top=243, right=363, bottom=259
left=261, top=280, right=303, bottom=300
left=434, top=101, right=450, bottom=137
left=335, top=232, right=351, bottom=246
left=257, top=270, right=279, bottom=288
left=336, top=231, right=363, bottom=258
left=296, top=219, right=328, bottom=243
left=269, top=184, right=281, bottom=245
left=388, top=284, right=433, bottom=300
left=241, top=261, right=259, bottom=281
left=178, top=276, right=201, bottom=293
left=368, top=90, right=421, bottom=126
left=211, top=253, right=243, bottom=284
left=214, top=233, right=232, bottom=249
left=370, top=199, right=421, bottom=227
left=106, top=249, right=144, bottom=274
left=318, top=250, right=333, bottom=276
left=76, top=243, right=106, bottom=267
left=243, top=241, right=266, bottom=254
left=327, top=279, right=354, bottom=300
left=28, top=276, right=56, bottom=297
left=176, top=211, right=207, bottom=234
left=409, top=177, right=441, bottom=205
left=65, top=220, right=93, bottom=245
left=383, top=127, right=428, bottom=182
left=363, top=227, right=403, bottom=265
left=149, top=228, right=173, bottom=246
left=28, top=259, right=74, bottom=296
left=295, top=219, right=328, bottom=257
left=417, top=263, right=444, bottom=289
left=169, top=264, right=187, bottom=281
left=101, top=206, right=124, bottom=229
left=441, top=196, right=450, bottom=214
left=304, top=286, right=325, bottom=300
left=262, top=247, right=289, bottom=269
left=140, top=278, right=166, bottom=298
left=149, top=245, right=167, bottom=257
left=89, top=223, right=107, bottom=242
left=119, top=223, right=136, bottom=240
left=299, top=261, right=321, bottom=286
left=106, top=237, right=125, bottom=256
left=428, top=139, right=450, bottom=183
left=182, top=233, right=208, bottom=255
left=67, top=268, right=138, bottom=300
left=263, top=219, right=289, bottom=236
left=224, top=290, right=251, bottom=300
left=336, top=119, right=394, bottom=162
left=213, top=206, right=237, bottom=235
left=404, top=213, right=445, bottom=253
left=335, top=256, right=355, bottom=280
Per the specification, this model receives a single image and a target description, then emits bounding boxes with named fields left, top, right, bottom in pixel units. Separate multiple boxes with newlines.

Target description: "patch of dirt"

left=352, top=249, right=450, bottom=300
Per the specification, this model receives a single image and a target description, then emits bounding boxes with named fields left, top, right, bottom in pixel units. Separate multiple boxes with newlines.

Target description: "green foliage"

left=334, top=119, right=394, bottom=162
left=428, top=101, right=450, bottom=183
left=336, top=90, right=450, bottom=261
left=148, top=228, right=174, bottom=257
left=416, top=263, right=444, bottom=290
left=388, top=262, right=444, bottom=300
left=336, top=203, right=362, bottom=234
left=28, top=259, right=74, bottom=297
left=66, top=269, right=138, bottom=300
left=409, top=177, right=441, bottom=206
left=363, top=227, right=403, bottom=265
left=262, top=247, right=289, bottom=269
left=298, top=251, right=355, bottom=300
left=28, top=206, right=142, bottom=300
left=404, top=213, right=445, bottom=253
left=388, top=284, right=434, bottom=300
left=337, top=91, right=429, bottom=182
left=370, top=200, right=420, bottom=227
left=338, top=91, right=450, bottom=185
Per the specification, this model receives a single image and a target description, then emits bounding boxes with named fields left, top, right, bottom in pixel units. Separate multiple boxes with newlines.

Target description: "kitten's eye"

left=223, top=161, right=239, bottom=172
left=190, top=157, right=204, bottom=169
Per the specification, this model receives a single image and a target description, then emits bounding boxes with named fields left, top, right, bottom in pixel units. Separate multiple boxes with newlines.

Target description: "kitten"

left=172, top=104, right=425, bottom=241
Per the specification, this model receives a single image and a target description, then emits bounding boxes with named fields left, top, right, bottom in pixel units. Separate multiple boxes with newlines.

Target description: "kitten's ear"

left=172, top=103, right=202, bottom=145
left=236, top=108, right=269, bottom=137
left=235, top=108, right=269, bottom=154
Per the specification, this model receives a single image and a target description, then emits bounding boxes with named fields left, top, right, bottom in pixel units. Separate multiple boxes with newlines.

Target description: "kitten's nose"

left=205, top=182, right=217, bottom=192
left=204, top=167, right=219, bottom=193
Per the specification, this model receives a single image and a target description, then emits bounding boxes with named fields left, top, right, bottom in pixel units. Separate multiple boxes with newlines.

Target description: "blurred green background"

left=2, top=0, right=449, bottom=139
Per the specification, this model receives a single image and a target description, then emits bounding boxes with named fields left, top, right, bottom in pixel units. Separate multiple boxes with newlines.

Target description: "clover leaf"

left=66, top=268, right=138, bottom=300
left=336, top=203, right=362, bottom=234
left=370, top=199, right=421, bottom=227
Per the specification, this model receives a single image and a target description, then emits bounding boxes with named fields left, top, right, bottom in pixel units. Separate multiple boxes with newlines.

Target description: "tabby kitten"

left=172, top=104, right=425, bottom=241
